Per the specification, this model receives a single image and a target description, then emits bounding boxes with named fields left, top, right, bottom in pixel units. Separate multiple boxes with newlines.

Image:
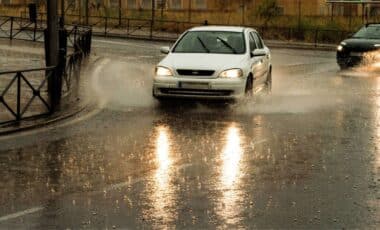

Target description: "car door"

left=251, top=31, right=269, bottom=87
left=248, top=31, right=266, bottom=89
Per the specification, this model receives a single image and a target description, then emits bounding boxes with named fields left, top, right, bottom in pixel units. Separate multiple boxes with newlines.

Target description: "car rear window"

left=173, top=31, right=246, bottom=54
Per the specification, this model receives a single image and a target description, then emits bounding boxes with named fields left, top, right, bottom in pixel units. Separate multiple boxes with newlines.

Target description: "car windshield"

left=352, top=25, right=380, bottom=39
left=173, top=31, right=246, bottom=54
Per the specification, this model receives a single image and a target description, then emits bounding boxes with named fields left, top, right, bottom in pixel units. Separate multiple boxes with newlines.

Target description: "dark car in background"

left=337, top=23, right=380, bottom=69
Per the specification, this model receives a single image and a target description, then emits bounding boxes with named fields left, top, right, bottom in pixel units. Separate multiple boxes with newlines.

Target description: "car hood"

left=159, top=53, right=247, bottom=72
left=343, top=38, right=380, bottom=52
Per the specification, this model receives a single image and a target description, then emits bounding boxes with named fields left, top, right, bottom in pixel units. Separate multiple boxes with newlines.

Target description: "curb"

left=266, top=41, right=337, bottom=51
left=0, top=101, right=92, bottom=136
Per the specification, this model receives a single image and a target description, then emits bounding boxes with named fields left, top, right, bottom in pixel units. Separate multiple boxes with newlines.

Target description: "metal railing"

left=61, top=25, right=92, bottom=95
left=80, top=15, right=352, bottom=45
left=0, top=67, right=55, bottom=125
left=0, top=15, right=352, bottom=45
left=0, top=16, right=45, bottom=41
left=0, top=22, right=92, bottom=125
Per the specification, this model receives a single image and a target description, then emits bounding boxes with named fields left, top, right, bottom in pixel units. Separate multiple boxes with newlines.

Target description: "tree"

left=256, top=0, right=281, bottom=27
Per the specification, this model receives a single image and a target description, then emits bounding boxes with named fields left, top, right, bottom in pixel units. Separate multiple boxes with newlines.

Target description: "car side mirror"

left=160, top=46, right=170, bottom=54
left=251, top=49, right=266, bottom=58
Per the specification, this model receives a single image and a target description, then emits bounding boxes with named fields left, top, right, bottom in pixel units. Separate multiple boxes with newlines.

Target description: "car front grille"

left=160, top=88, right=232, bottom=96
left=177, top=69, right=215, bottom=76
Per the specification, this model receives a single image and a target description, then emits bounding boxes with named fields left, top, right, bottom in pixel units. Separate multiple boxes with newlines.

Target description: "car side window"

left=252, top=32, right=264, bottom=49
left=249, top=33, right=257, bottom=51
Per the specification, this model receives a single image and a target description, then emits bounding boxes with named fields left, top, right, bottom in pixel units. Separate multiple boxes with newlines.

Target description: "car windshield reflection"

left=353, top=25, right=380, bottom=39
left=173, top=31, right=246, bottom=54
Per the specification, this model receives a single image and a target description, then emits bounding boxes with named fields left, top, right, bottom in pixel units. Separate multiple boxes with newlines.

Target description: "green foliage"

left=256, top=0, right=282, bottom=26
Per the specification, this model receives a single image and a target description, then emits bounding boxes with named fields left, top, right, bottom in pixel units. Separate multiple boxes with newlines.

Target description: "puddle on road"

left=340, top=68, right=380, bottom=78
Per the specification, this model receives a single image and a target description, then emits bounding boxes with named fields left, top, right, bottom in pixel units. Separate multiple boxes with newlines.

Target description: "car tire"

left=265, top=68, right=272, bottom=94
left=152, top=89, right=162, bottom=101
left=245, top=75, right=254, bottom=97
left=339, top=64, right=348, bottom=70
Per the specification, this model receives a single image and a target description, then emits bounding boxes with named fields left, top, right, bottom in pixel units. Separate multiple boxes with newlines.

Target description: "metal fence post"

left=33, top=21, right=37, bottom=41
left=16, top=72, right=21, bottom=121
left=127, top=18, right=130, bottom=35
left=150, top=20, right=153, bottom=39
left=74, top=25, right=78, bottom=44
left=104, top=17, right=108, bottom=36
left=314, top=29, right=319, bottom=47
left=176, top=22, right=179, bottom=36
left=57, top=28, right=67, bottom=100
left=10, top=17, right=13, bottom=40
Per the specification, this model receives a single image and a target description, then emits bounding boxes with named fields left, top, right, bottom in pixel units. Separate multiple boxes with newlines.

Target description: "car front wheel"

left=245, top=75, right=254, bottom=97
left=265, top=69, right=272, bottom=94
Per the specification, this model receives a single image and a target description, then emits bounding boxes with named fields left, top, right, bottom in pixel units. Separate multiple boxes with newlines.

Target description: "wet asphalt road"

left=0, top=38, right=379, bottom=229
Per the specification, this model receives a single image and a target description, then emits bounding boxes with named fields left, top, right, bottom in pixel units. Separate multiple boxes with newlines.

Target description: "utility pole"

left=241, top=0, right=245, bottom=25
left=152, top=0, right=156, bottom=23
left=188, top=0, right=192, bottom=23
left=79, top=0, right=82, bottom=24
left=119, top=0, right=122, bottom=26
left=161, top=0, right=165, bottom=20
left=150, top=0, right=156, bottom=38
left=85, top=0, right=89, bottom=25
left=61, top=0, right=65, bottom=25
left=46, top=0, right=60, bottom=110
left=298, top=0, right=301, bottom=30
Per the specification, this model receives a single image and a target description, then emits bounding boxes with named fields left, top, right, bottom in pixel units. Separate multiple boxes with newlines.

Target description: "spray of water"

left=87, top=57, right=156, bottom=110
left=87, top=57, right=344, bottom=115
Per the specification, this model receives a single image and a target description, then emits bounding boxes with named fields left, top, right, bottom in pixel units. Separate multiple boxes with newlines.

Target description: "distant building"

left=0, top=0, right=27, bottom=5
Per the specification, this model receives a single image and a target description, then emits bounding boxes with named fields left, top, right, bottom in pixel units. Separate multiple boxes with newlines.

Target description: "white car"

left=152, top=26, right=272, bottom=100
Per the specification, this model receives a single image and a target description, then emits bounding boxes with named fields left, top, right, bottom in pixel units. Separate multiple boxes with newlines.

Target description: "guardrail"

left=1, top=15, right=351, bottom=46
left=61, top=26, right=92, bottom=95
left=77, top=15, right=351, bottom=45
left=0, top=21, right=92, bottom=125
left=0, top=16, right=44, bottom=41
left=0, top=67, right=55, bottom=125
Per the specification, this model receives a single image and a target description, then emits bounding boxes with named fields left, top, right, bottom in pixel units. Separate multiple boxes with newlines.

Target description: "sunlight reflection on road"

left=218, top=123, right=245, bottom=226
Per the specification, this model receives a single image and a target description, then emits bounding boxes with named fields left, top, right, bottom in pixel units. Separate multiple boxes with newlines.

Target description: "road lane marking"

left=0, top=206, right=44, bottom=223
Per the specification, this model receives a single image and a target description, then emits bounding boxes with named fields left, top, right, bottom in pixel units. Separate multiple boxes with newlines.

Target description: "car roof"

left=189, top=26, right=250, bottom=33
left=365, top=23, right=380, bottom=27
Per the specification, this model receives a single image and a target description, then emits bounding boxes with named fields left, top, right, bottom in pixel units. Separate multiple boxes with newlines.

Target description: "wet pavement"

left=0, top=38, right=379, bottom=229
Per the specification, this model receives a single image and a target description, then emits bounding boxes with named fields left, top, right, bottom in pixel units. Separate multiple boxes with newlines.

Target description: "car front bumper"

left=337, top=49, right=380, bottom=68
left=337, top=51, right=363, bottom=67
left=152, top=76, right=246, bottom=99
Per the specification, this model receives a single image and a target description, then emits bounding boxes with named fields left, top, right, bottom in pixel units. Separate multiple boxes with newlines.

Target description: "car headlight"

left=337, top=42, right=347, bottom=52
left=155, top=66, right=173, bottom=76
left=219, top=69, right=243, bottom=78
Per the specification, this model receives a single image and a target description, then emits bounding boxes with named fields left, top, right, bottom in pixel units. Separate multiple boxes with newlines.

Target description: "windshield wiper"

left=197, top=36, right=210, bottom=53
left=217, top=36, right=237, bottom=54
